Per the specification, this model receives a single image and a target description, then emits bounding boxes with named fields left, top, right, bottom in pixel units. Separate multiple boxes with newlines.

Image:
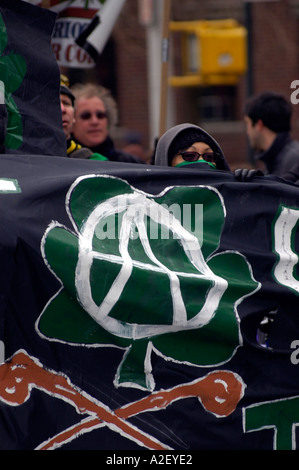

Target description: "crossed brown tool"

left=0, top=350, right=244, bottom=450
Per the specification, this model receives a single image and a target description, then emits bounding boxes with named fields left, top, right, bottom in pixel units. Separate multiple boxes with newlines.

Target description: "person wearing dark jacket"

left=243, top=91, right=299, bottom=181
left=154, top=123, right=231, bottom=171
left=60, top=82, right=107, bottom=161
left=154, top=122, right=265, bottom=183
left=71, top=83, right=144, bottom=164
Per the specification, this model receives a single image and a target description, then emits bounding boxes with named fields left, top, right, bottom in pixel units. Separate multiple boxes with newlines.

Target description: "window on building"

left=196, top=86, right=237, bottom=121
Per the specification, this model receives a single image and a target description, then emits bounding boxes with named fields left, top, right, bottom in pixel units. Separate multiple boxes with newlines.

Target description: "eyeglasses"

left=79, top=111, right=108, bottom=120
left=180, top=151, right=219, bottom=163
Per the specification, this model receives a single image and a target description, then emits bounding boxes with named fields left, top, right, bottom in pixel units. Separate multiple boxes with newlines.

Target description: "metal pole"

left=159, top=0, right=171, bottom=137
left=244, top=1, right=253, bottom=97
left=244, top=1, right=255, bottom=165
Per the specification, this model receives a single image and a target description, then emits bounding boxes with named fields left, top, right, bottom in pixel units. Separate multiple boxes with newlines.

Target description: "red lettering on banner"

left=65, top=44, right=93, bottom=65
left=52, top=43, right=61, bottom=62
left=65, top=44, right=76, bottom=62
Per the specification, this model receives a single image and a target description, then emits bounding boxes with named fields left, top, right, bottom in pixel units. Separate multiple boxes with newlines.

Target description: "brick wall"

left=113, top=1, right=149, bottom=151
left=111, top=0, right=299, bottom=167
left=251, top=0, right=299, bottom=136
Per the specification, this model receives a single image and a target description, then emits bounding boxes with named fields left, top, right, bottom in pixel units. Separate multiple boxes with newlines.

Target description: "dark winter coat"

left=256, top=132, right=299, bottom=183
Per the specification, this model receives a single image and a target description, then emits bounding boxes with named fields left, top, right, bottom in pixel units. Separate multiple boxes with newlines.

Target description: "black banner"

left=0, top=0, right=66, bottom=156
left=0, top=154, right=299, bottom=450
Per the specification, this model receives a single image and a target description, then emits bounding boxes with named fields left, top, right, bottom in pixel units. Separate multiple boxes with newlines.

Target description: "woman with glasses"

left=70, top=83, right=144, bottom=164
left=154, top=123, right=231, bottom=171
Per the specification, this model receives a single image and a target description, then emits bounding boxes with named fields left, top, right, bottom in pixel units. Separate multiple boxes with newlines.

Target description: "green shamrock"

left=38, top=175, right=259, bottom=391
left=0, top=12, right=26, bottom=149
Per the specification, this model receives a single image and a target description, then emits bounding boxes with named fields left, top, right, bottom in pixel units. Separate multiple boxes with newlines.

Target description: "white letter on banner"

left=0, top=179, right=20, bottom=193
left=273, top=206, right=299, bottom=293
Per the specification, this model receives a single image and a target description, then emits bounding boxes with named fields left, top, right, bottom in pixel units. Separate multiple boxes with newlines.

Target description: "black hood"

left=154, top=123, right=230, bottom=171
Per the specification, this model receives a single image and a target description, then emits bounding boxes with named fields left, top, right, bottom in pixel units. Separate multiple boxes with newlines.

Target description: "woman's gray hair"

left=70, top=83, right=118, bottom=131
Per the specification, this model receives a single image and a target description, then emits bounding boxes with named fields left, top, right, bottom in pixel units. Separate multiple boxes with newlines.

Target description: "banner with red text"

left=24, top=0, right=126, bottom=68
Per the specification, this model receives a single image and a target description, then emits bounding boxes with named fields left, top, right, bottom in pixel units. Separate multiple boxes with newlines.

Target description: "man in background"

left=71, top=83, right=144, bottom=164
left=243, top=91, right=299, bottom=183
left=60, top=76, right=107, bottom=161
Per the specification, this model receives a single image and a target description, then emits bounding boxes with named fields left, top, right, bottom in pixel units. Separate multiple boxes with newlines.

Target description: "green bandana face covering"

left=175, top=160, right=217, bottom=169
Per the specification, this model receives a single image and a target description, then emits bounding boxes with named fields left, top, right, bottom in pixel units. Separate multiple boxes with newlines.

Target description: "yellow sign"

left=169, top=19, right=247, bottom=87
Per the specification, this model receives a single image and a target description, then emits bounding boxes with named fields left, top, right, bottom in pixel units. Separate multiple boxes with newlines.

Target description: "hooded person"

left=154, top=123, right=231, bottom=171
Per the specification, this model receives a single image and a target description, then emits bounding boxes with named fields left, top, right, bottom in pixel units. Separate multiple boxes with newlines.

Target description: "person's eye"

left=203, top=153, right=215, bottom=162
